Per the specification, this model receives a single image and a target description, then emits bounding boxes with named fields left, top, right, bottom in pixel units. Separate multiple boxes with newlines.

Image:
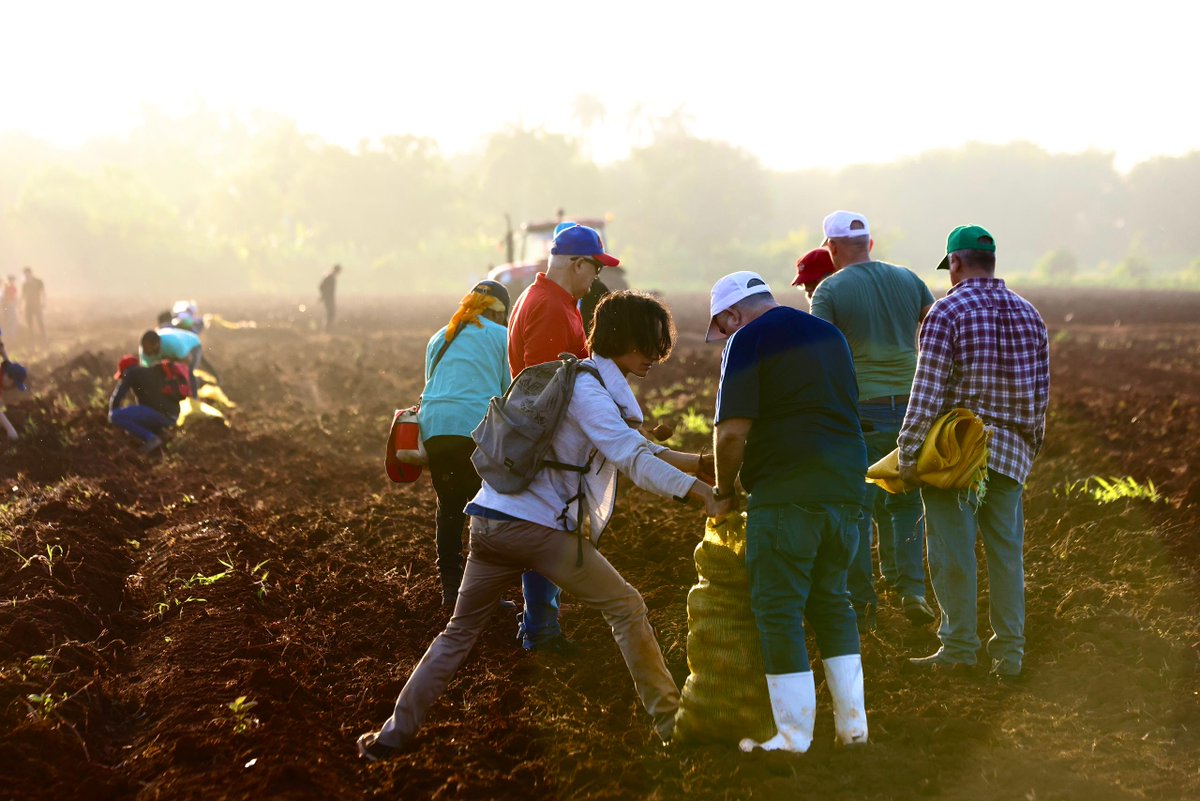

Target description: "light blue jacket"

left=419, top=317, right=510, bottom=441
left=140, top=327, right=201, bottom=366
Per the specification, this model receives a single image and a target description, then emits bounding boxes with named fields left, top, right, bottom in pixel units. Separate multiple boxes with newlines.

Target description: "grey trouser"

left=377, top=516, right=680, bottom=746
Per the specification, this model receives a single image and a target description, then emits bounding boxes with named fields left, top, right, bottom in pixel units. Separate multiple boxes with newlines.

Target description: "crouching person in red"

left=357, top=291, right=718, bottom=761
left=109, top=355, right=188, bottom=454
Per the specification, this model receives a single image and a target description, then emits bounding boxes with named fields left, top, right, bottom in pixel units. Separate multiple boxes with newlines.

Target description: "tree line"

left=1, top=109, right=1197, bottom=299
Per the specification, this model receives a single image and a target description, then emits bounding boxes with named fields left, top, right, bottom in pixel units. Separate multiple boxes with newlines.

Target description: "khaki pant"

left=377, top=516, right=680, bottom=746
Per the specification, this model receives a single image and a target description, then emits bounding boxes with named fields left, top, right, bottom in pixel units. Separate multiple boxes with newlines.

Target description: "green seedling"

left=26, top=692, right=67, bottom=719
left=26, top=655, right=51, bottom=673
left=678, top=407, right=712, bottom=436
left=88, top=381, right=110, bottom=410
left=174, top=566, right=232, bottom=590
left=649, top=400, right=676, bottom=420
left=154, top=596, right=207, bottom=621
left=4, top=543, right=65, bottom=575
left=251, top=559, right=271, bottom=601
left=227, top=695, right=260, bottom=734
left=1060, top=475, right=1163, bottom=504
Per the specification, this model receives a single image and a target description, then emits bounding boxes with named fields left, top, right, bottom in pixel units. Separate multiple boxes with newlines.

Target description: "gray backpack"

left=471, top=353, right=605, bottom=495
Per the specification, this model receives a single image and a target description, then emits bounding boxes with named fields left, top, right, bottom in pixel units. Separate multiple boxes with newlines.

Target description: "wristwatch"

left=713, top=485, right=734, bottom=501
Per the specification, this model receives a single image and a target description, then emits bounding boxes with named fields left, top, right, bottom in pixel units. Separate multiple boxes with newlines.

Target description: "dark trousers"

left=424, top=435, right=482, bottom=602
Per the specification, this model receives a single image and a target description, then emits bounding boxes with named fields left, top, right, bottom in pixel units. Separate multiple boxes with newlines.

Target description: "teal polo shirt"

left=809, top=261, right=934, bottom=401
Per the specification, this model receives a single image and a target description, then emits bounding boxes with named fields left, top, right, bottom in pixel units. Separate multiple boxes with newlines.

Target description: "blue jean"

left=745, top=502, right=862, bottom=674
left=848, top=400, right=927, bottom=604
left=921, top=472, right=1026, bottom=670
left=110, top=405, right=174, bottom=443
left=518, top=571, right=562, bottom=647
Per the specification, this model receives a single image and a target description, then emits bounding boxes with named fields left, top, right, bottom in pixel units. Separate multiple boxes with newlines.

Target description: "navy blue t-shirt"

left=716, top=306, right=867, bottom=508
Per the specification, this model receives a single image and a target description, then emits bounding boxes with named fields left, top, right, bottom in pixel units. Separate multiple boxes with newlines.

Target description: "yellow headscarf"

left=445, top=289, right=506, bottom=343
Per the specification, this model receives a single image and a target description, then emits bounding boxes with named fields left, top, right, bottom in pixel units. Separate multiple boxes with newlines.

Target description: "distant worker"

left=708, top=271, right=869, bottom=753
left=1, top=275, right=18, bottom=340
left=163, top=301, right=221, bottom=384
left=902, top=225, right=1049, bottom=680
left=810, top=211, right=936, bottom=631
left=21, top=267, right=46, bottom=346
left=792, top=246, right=837, bottom=302
left=140, top=328, right=202, bottom=397
left=110, top=355, right=187, bottom=454
left=0, top=359, right=27, bottom=441
left=172, top=299, right=205, bottom=335
left=419, top=280, right=513, bottom=607
left=505, top=222, right=614, bottom=655
left=319, top=264, right=343, bottom=332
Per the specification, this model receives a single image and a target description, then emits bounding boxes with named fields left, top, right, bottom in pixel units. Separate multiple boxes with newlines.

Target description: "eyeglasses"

left=576, top=256, right=604, bottom=274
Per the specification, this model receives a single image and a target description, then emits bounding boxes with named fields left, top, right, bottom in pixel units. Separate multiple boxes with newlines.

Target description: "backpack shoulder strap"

left=428, top=334, right=454, bottom=379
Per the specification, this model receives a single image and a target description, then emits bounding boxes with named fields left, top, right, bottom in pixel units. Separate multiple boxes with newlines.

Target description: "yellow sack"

left=204, top=313, right=257, bottom=330
left=673, top=513, right=774, bottom=746
left=196, top=382, right=237, bottom=409
left=867, top=407, right=989, bottom=495
left=176, top=397, right=227, bottom=427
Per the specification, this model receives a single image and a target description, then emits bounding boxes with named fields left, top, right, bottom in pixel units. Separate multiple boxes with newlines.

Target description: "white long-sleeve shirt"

left=470, top=355, right=695, bottom=542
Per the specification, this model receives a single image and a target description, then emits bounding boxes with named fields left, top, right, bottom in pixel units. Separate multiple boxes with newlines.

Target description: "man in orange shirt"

left=504, top=222, right=616, bottom=654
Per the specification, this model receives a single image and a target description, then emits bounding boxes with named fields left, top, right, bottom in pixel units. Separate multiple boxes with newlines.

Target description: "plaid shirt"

left=898, top=278, right=1049, bottom=484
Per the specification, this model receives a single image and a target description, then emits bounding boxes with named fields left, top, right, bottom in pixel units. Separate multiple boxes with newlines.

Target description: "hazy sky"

left=2, top=1, right=1193, bottom=171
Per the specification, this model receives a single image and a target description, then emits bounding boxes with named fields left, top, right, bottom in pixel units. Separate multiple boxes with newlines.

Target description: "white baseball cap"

left=822, top=210, right=870, bottom=243
left=706, top=271, right=772, bottom=343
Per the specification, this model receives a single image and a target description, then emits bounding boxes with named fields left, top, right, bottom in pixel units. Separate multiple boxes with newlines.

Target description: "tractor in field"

left=487, top=213, right=628, bottom=329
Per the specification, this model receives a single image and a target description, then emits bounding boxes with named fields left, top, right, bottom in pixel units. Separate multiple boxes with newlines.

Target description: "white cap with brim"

left=706, top=271, right=772, bottom=343
left=822, top=210, right=870, bottom=244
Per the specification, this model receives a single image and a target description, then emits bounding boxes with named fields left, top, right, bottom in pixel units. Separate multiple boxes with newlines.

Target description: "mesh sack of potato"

left=672, top=513, right=774, bottom=745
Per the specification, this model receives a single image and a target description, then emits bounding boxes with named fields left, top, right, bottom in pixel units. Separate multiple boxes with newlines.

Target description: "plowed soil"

left=2, top=290, right=1198, bottom=801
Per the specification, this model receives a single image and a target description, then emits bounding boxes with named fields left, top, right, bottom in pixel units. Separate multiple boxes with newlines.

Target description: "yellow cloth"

left=866, top=407, right=989, bottom=495
left=445, top=292, right=504, bottom=343
left=197, top=382, right=236, bottom=409
left=176, top=397, right=227, bottom=426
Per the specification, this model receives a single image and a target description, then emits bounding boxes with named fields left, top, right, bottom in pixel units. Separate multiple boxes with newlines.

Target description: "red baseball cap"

left=113, top=354, right=139, bottom=380
left=792, top=247, right=836, bottom=287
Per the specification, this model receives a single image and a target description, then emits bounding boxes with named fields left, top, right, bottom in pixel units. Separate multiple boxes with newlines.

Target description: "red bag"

left=385, top=406, right=426, bottom=483
left=161, top=362, right=191, bottom=401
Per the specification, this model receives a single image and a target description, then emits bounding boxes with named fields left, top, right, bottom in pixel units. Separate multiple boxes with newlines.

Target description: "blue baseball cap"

left=551, top=223, right=620, bottom=266
left=2, top=360, right=27, bottom=392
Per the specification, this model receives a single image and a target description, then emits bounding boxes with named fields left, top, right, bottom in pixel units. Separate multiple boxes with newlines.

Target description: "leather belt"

left=861, top=394, right=909, bottom=406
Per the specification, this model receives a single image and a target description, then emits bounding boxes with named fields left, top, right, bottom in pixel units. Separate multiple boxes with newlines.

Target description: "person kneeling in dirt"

left=357, top=291, right=719, bottom=761
left=707, top=271, right=869, bottom=752
left=109, top=355, right=187, bottom=454
left=419, top=279, right=513, bottom=607
left=140, top=328, right=202, bottom=398
left=1, top=358, right=28, bottom=441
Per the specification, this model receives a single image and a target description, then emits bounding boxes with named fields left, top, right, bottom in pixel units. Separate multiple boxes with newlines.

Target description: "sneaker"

left=139, top=435, right=165, bottom=455
left=901, top=595, right=936, bottom=626
left=525, top=634, right=582, bottom=657
left=356, top=730, right=401, bottom=763
left=854, top=602, right=877, bottom=634
left=908, top=650, right=976, bottom=672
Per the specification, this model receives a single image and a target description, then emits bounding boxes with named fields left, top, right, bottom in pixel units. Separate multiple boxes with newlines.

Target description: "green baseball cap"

left=937, top=225, right=996, bottom=270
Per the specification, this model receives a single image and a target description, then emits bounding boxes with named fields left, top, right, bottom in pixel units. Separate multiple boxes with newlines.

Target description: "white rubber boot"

left=738, top=672, right=816, bottom=753
left=823, top=654, right=868, bottom=745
